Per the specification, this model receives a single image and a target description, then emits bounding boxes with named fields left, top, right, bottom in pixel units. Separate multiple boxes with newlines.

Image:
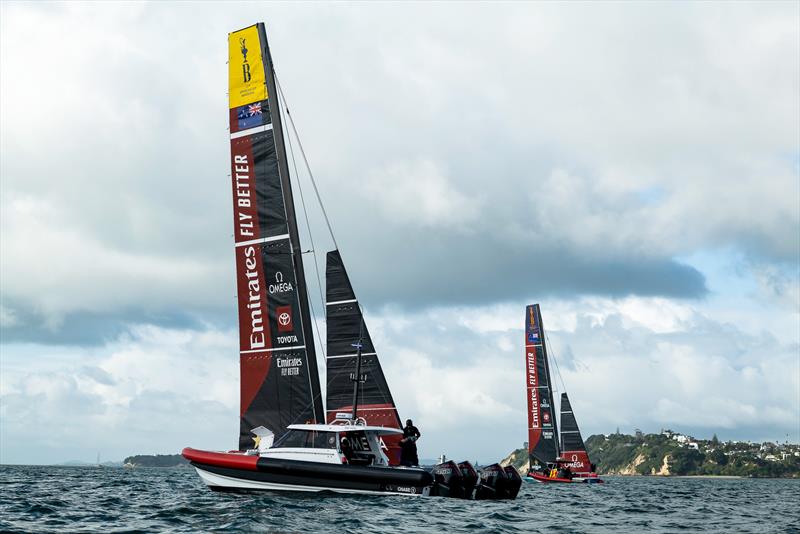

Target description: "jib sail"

left=228, top=23, right=324, bottom=450
left=325, top=250, right=403, bottom=464
left=559, top=392, right=592, bottom=474
left=525, top=304, right=559, bottom=466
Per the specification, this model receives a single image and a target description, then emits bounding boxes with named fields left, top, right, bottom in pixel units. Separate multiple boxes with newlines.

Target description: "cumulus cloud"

left=2, top=2, right=798, bottom=342
left=0, top=324, right=239, bottom=464
left=1, top=292, right=797, bottom=464
left=1, top=2, right=798, bottom=462
left=364, top=159, right=481, bottom=229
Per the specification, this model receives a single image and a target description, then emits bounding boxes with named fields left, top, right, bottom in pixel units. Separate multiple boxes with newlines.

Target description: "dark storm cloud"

left=335, top=236, right=706, bottom=309
left=0, top=300, right=233, bottom=346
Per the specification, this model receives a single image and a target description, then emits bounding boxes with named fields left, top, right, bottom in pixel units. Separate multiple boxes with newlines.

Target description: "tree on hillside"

left=670, top=449, right=705, bottom=475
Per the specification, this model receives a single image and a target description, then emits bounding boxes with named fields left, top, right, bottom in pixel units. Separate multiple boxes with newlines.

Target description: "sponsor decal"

left=277, top=355, right=302, bottom=377
left=239, top=38, right=250, bottom=82
left=527, top=306, right=541, bottom=343
left=236, top=245, right=269, bottom=351
left=276, top=305, right=293, bottom=332
left=230, top=147, right=259, bottom=240
left=269, top=271, right=294, bottom=294
left=228, top=25, right=267, bottom=108
left=527, top=351, right=539, bottom=429
left=543, top=411, right=550, bottom=423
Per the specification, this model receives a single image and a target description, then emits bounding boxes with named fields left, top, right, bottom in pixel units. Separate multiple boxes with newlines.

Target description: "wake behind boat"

left=183, top=22, right=518, bottom=500
left=523, top=304, right=604, bottom=484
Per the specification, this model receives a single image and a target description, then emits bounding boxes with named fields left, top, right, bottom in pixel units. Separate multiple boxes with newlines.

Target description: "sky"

left=1, top=2, right=798, bottom=465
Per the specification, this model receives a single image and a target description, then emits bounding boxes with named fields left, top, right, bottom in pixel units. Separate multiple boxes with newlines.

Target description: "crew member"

left=340, top=435, right=353, bottom=463
left=562, top=464, right=573, bottom=480
left=399, top=419, right=421, bottom=467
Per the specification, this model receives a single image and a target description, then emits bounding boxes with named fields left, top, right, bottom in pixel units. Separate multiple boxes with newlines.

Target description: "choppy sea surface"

left=1, top=465, right=798, bottom=533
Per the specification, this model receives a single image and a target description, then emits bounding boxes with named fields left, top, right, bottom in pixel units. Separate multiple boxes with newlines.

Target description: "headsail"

left=559, top=392, right=592, bottom=474
left=325, top=250, right=403, bottom=464
left=525, top=304, right=559, bottom=466
left=228, top=24, right=324, bottom=450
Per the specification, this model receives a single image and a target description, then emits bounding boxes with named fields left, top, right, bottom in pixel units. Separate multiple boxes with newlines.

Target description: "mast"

left=228, top=23, right=324, bottom=450
left=349, top=333, right=365, bottom=422
left=257, top=24, right=323, bottom=423
left=540, top=312, right=560, bottom=458
left=524, top=304, right=559, bottom=467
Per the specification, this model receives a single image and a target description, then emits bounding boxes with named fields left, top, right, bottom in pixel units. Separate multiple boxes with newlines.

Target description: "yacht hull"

left=525, top=472, right=605, bottom=484
left=184, top=448, right=432, bottom=496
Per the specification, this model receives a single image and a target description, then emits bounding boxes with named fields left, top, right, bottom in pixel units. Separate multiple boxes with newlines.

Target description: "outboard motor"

left=431, top=460, right=465, bottom=498
left=502, top=466, right=522, bottom=499
left=457, top=461, right=479, bottom=499
left=474, top=463, right=507, bottom=500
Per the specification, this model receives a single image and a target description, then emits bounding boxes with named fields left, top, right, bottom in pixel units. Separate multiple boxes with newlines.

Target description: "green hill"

left=502, top=431, right=800, bottom=478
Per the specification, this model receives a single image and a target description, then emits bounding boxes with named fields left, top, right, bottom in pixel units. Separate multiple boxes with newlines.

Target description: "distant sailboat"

left=523, top=304, right=603, bottom=484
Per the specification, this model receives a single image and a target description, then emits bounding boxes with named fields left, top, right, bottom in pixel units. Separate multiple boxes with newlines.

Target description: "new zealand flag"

left=230, top=99, right=270, bottom=133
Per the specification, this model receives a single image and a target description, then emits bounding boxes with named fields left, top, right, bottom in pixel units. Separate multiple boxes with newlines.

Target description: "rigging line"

left=275, top=74, right=338, bottom=250
left=282, top=306, right=381, bottom=428
left=278, top=81, right=327, bottom=363
left=544, top=327, right=567, bottom=394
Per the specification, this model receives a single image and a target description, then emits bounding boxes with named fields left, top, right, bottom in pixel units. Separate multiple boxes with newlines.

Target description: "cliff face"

left=499, top=448, right=530, bottom=475
left=501, top=433, right=800, bottom=477
left=586, top=433, right=800, bottom=477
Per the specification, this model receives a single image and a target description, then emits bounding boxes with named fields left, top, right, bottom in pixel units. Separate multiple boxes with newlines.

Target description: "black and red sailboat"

left=524, top=304, right=603, bottom=484
left=182, top=22, right=518, bottom=499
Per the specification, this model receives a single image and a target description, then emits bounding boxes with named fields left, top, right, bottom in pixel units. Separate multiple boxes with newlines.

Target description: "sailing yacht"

left=523, top=304, right=603, bottom=484
left=182, top=22, right=519, bottom=499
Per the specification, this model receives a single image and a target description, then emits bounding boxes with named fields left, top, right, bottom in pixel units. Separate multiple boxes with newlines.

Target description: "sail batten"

left=228, top=23, right=323, bottom=450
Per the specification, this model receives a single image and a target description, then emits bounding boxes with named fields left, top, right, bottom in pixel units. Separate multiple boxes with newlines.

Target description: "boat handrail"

left=330, top=417, right=368, bottom=427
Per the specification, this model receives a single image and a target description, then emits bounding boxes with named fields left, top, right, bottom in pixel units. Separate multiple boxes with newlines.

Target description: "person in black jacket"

left=399, top=419, right=421, bottom=467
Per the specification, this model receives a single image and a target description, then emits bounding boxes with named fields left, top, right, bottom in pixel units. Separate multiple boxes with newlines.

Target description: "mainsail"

left=559, top=392, right=592, bottom=474
left=325, top=250, right=403, bottom=463
left=525, top=304, right=559, bottom=466
left=228, top=24, right=324, bottom=449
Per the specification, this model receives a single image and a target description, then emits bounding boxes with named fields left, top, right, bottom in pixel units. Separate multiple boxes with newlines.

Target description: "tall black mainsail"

left=228, top=23, right=324, bottom=449
left=525, top=304, right=559, bottom=467
left=325, top=250, right=403, bottom=463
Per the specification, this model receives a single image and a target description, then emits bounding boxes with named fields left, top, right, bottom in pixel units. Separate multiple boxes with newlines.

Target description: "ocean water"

left=0, top=465, right=798, bottom=533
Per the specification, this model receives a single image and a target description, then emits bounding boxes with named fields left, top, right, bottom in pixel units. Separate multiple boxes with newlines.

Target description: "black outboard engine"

left=457, top=461, right=479, bottom=499
left=502, top=466, right=522, bottom=499
left=474, top=463, right=508, bottom=500
left=431, top=460, right=465, bottom=498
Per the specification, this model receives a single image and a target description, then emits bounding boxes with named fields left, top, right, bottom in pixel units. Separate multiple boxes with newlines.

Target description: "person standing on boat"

left=400, top=419, right=421, bottom=467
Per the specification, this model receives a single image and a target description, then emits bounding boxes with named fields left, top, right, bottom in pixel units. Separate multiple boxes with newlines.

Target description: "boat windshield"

left=278, top=430, right=338, bottom=449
